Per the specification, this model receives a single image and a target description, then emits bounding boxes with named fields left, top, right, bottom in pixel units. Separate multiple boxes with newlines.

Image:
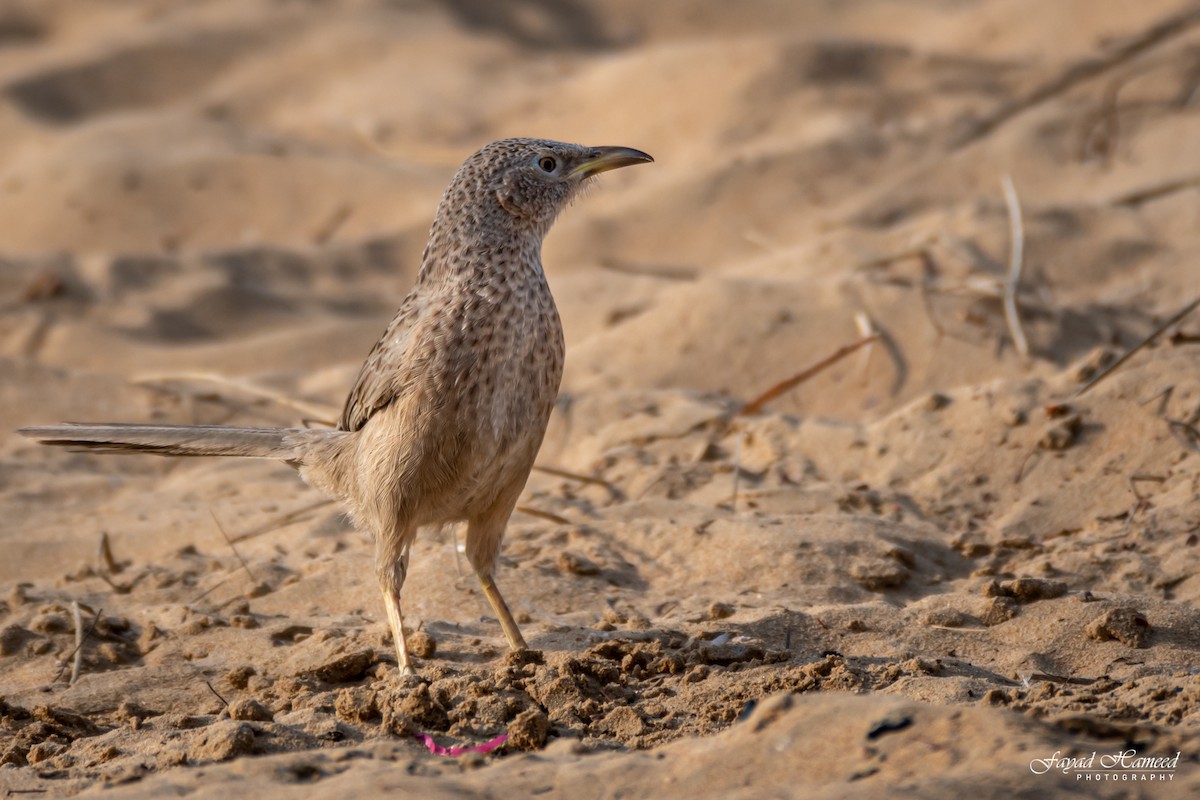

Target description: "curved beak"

left=570, top=146, right=654, bottom=178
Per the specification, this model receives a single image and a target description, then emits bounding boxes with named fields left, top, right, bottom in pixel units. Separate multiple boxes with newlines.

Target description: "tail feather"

left=17, top=423, right=318, bottom=459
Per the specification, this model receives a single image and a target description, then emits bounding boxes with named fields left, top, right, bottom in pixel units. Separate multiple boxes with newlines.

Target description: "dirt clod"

left=228, top=697, right=273, bottom=722
left=506, top=707, right=550, bottom=750
left=189, top=721, right=255, bottom=763
left=407, top=630, right=436, bottom=659
left=303, top=649, right=375, bottom=683
left=1086, top=608, right=1150, bottom=648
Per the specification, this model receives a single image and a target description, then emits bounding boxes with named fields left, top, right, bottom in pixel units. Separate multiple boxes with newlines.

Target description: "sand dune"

left=2, top=1, right=1199, bottom=796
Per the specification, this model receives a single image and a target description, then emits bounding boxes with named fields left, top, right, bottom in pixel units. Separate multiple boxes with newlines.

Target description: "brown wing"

left=337, top=290, right=478, bottom=432
left=338, top=294, right=424, bottom=432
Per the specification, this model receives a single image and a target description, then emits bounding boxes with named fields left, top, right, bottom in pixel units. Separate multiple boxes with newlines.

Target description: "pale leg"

left=476, top=569, right=527, bottom=651
left=382, top=587, right=414, bottom=675
left=379, top=546, right=415, bottom=674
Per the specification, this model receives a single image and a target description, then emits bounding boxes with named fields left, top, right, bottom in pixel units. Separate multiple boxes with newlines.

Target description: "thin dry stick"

left=99, top=532, right=121, bottom=574
left=854, top=311, right=877, bottom=385
left=1028, top=672, right=1100, bottom=686
left=740, top=334, right=880, bottom=416
left=1001, top=175, right=1029, bottom=357
left=852, top=239, right=935, bottom=271
left=918, top=251, right=945, bottom=339
left=1072, top=295, right=1200, bottom=399
left=134, top=372, right=339, bottom=422
left=205, top=680, right=230, bottom=709
left=54, top=606, right=102, bottom=684
left=951, top=5, right=1200, bottom=148
left=729, top=430, right=744, bottom=511
left=598, top=258, right=698, bottom=281
left=210, top=510, right=259, bottom=584
left=229, top=498, right=336, bottom=544
left=515, top=505, right=571, bottom=525
left=189, top=576, right=230, bottom=607
left=1111, top=174, right=1200, bottom=207
left=1167, top=420, right=1200, bottom=453
left=532, top=464, right=623, bottom=499
left=70, top=601, right=83, bottom=685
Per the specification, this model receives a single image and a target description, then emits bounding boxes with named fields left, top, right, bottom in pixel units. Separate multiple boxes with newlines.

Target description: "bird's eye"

left=537, top=156, right=557, bottom=173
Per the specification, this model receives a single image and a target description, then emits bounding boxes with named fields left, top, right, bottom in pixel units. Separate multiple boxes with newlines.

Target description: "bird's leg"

left=380, top=546, right=415, bottom=674
left=466, top=498, right=529, bottom=652
left=382, top=588, right=414, bottom=675
left=475, top=569, right=527, bottom=651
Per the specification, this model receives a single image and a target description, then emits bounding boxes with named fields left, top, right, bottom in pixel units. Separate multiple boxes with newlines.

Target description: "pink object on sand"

left=417, top=733, right=509, bottom=757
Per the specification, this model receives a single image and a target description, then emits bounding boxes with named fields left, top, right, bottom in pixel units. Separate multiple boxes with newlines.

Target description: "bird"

left=18, top=137, right=654, bottom=674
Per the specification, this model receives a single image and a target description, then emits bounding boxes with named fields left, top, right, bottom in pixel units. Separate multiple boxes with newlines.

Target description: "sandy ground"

left=2, top=1, right=1200, bottom=796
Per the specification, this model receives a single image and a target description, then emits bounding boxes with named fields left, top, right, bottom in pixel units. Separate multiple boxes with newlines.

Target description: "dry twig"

left=134, top=372, right=338, bottom=422
left=1001, top=175, right=1029, bottom=357
left=515, top=505, right=571, bottom=525
left=229, top=498, right=336, bottom=544
left=70, top=601, right=83, bottom=685
left=739, top=334, right=880, bottom=416
left=532, top=464, right=623, bottom=500
left=1072, top=296, right=1200, bottom=398
left=211, top=510, right=259, bottom=583
left=205, top=680, right=230, bottom=709
left=951, top=6, right=1200, bottom=148
left=53, top=605, right=102, bottom=685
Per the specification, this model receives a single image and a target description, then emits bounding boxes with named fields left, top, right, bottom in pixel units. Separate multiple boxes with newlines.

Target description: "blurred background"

left=1, top=0, right=1197, bottom=429
left=1, top=7, right=1199, bottom=781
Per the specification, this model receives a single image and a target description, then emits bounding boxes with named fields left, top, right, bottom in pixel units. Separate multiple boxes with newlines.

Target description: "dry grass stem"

left=1001, top=175, right=1029, bottom=357
left=532, top=464, right=623, bottom=500
left=1072, top=295, right=1200, bottom=398
left=515, top=505, right=571, bottom=525
left=229, top=498, right=337, bottom=544
left=54, top=605, right=102, bottom=685
left=740, top=333, right=880, bottom=416
left=211, top=510, right=259, bottom=583
left=134, top=372, right=339, bottom=421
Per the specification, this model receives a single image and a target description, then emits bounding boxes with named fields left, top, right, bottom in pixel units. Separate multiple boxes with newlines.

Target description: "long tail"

left=17, top=423, right=331, bottom=459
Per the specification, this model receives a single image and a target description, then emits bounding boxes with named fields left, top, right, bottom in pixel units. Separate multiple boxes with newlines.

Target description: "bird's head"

left=444, top=138, right=653, bottom=237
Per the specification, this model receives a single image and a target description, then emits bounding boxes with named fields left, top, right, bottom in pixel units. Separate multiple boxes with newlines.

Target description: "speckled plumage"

left=20, top=138, right=653, bottom=673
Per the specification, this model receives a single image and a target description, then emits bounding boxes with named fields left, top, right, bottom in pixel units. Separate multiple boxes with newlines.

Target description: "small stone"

left=600, top=705, right=645, bottom=738
left=228, top=697, right=273, bottom=722
left=116, top=702, right=154, bottom=726
left=225, top=665, right=256, bottom=690
left=979, top=596, right=1018, bottom=626
left=26, top=741, right=64, bottom=764
left=924, top=392, right=951, bottom=411
left=1086, top=608, right=1150, bottom=648
left=1039, top=414, right=1082, bottom=450
left=557, top=552, right=601, bottom=576
left=920, top=607, right=975, bottom=628
left=507, top=707, right=550, bottom=750
left=707, top=602, right=735, bottom=620
left=0, top=624, right=34, bottom=656
left=503, top=649, right=544, bottom=668
left=407, top=630, right=436, bottom=659
left=29, top=613, right=70, bottom=634
left=988, top=578, right=1069, bottom=603
left=849, top=557, right=909, bottom=591
left=699, top=641, right=765, bottom=666
left=0, top=743, right=28, bottom=767
left=189, top=721, right=255, bottom=762
left=1001, top=407, right=1027, bottom=427
left=981, top=689, right=1010, bottom=706
left=335, top=686, right=379, bottom=723
left=303, top=649, right=374, bottom=683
